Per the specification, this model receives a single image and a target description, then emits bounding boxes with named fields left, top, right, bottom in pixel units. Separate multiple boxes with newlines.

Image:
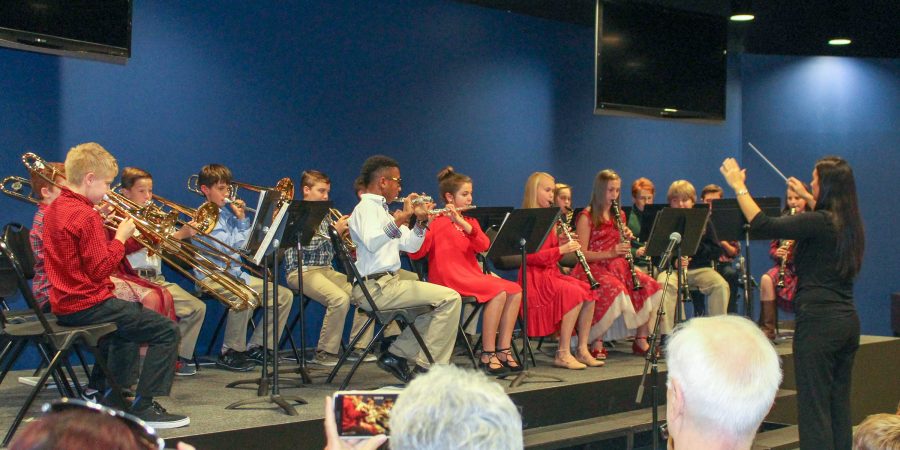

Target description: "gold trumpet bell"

left=274, top=178, right=294, bottom=202
left=193, top=202, right=220, bottom=234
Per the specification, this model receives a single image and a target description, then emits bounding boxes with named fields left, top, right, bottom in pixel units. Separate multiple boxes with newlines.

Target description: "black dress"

left=750, top=210, right=859, bottom=450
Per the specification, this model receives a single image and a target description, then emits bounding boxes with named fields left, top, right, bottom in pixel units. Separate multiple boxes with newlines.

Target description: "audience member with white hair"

left=665, top=315, right=782, bottom=450
left=325, top=364, right=523, bottom=450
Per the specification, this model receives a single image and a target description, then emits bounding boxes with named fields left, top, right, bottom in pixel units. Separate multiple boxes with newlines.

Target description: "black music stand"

left=276, top=200, right=333, bottom=382
left=708, top=197, right=781, bottom=319
left=635, top=207, right=707, bottom=450
left=487, top=207, right=565, bottom=388
left=226, top=191, right=307, bottom=416
left=465, top=207, right=514, bottom=235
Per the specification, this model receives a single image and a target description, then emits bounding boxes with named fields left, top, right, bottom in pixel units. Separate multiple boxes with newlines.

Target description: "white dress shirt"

left=126, top=247, right=162, bottom=272
left=349, top=193, right=426, bottom=277
left=192, top=206, right=252, bottom=283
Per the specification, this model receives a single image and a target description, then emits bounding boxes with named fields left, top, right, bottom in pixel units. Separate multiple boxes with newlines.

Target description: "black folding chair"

left=0, top=238, right=121, bottom=446
left=324, top=226, right=434, bottom=389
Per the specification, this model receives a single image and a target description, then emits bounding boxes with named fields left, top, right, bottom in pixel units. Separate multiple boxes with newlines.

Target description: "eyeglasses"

left=385, top=176, right=402, bottom=185
left=40, top=398, right=165, bottom=450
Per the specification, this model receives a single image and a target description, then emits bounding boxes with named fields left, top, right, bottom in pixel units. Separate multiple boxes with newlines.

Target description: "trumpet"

left=558, top=217, right=600, bottom=290
left=23, top=152, right=260, bottom=311
left=1, top=175, right=39, bottom=205
left=323, top=207, right=356, bottom=251
left=611, top=200, right=642, bottom=291
left=776, top=207, right=797, bottom=288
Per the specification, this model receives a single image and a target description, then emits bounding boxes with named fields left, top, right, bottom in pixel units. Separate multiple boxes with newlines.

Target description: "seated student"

left=408, top=167, right=524, bottom=375
left=665, top=316, right=782, bottom=450
left=655, top=180, right=730, bottom=335
left=520, top=172, right=601, bottom=369
left=700, top=184, right=741, bottom=313
left=43, top=142, right=187, bottom=428
left=554, top=183, right=575, bottom=275
left=284, top=170, right=373, bottom=366
left=118, top=167, right=207, bottom=376
left=192, top=164, right=294, bottom=372
left=757, top=184, right=811, bottom=340
left=348, top=155, right=461, bottom=383
left=627, top=177, right=655, bottom=272
left=570, top=170, right=661, bottom=358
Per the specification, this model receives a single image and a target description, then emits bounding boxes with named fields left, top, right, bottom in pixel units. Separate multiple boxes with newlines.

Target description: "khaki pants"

left=149, top=276, right=206, bottom=359
left=286, top=266, right=369, bottom=355
left=352, top=273, right=461, bottom=367
left=655, top=267, right=730, bottom=334
left=201, top=275, right=293, bottom=352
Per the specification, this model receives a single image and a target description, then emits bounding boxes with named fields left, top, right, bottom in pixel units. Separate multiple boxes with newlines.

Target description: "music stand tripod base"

left=226, top=394, right=308, bottom=416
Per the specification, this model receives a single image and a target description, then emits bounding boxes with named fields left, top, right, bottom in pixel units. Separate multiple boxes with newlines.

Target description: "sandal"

left=554, top=350, right=587, bottom=370
left=496, top=348, right=523, bottom=373
left=590, top=340, right=608, bottom=360
left=632, top=336, right=650, bottom=356
left=480, top=351, right=509, bottom=376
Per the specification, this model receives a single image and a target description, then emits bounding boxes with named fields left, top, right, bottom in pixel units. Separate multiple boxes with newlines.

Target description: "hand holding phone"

left=324, top=396, right=388, bottom=450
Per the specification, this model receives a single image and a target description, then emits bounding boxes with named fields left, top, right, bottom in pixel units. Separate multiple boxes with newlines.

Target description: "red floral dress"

left=570, top=209, right=661, bottom=341
left=765, top=239, right=799, bottom=313
left=518, top=231, right=594, bottom=337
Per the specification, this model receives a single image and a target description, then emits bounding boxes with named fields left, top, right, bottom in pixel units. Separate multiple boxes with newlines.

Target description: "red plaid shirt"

left=44, top=188, right=124, bottom=315
left=29, top=204, right=52, bottom=307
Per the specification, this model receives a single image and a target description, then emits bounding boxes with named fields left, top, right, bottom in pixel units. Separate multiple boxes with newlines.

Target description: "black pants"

left=793, top=309, right=859, bottom=450
left=715, top=263, right=740, bottom=314
left=58, top=298, right=180, bottom=398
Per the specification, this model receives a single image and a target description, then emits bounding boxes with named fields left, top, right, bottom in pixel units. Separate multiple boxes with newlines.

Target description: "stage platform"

left=1, top=334, right=897, bottom=449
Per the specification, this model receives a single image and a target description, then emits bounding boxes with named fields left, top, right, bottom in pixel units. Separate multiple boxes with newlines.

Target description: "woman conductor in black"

left=720, top=156, right=864, bottom=450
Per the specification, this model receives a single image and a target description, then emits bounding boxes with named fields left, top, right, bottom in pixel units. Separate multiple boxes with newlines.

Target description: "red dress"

left=570, top=209, right=660, bottom=340
left=765, top=239, right=799, bottom=313
left=518, top=230, right=594, bottom=337
left=408, top=216, right=521, bottom=302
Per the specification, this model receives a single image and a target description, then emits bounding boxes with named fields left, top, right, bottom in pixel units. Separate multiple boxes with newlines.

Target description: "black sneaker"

left=131, top=400, right=190, bottom=429
left=244, top=346, right=277, bottom=365
left=216, top=349, right=255, bottom=372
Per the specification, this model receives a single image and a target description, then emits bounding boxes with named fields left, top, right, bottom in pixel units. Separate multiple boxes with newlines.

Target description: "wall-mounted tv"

left=0, top=0, right=132, bottom=64
left=594, top=0, right=727, bottom=121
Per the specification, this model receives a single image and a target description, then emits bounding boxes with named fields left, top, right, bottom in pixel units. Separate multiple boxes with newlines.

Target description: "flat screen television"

left=0, top=0, right=132, bottom=63
left=594, top=0, right=727, bottom=121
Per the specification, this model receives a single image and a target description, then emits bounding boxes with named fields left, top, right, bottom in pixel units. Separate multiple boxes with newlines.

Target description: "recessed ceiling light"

left=729, top=14, right=755, bottom=22
left=663, top=108, right=678, bottom=113
left=828, top=38, right=852, bottom=46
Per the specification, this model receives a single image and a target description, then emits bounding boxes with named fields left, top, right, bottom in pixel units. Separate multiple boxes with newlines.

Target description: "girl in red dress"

left=408, top=167, right=524, bottom=375
left=758, top=186, right=810, bottom=339
left=520, top=172, right=602, bottom=370
left=570, top=170, right=661, bottom=357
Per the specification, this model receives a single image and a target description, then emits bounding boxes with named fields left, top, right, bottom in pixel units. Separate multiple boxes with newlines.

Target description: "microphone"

left=657, top=232, right=682, bottom=272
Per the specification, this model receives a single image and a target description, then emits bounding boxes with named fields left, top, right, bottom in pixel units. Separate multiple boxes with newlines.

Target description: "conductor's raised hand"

left=719, top=158, right=747, bottom=191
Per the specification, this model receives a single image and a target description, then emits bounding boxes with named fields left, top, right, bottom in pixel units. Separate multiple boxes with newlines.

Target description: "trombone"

left=22, top=152, right=261, bottom=311
left=1, top=175, right=39, bottom=205
left=187, top=175, right=295, bottom=213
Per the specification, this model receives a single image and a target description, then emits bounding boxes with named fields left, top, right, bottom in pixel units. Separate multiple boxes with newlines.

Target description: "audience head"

left=631, top=177, right=655, bottom=211
left=853, top=413, right=900, bottom=450
left=553, top=183, right=572, bottom=211
left=588, top=169, right=621, bottom=225
left=10, top=400, right=162, bottom=450
left=667, top=180, right=696, bottom=209
left=301, top=170, right=331, bottom=201
left=390, top=365, right=523, bottom=450
left=437, top=166, right=473, bottom=207
left=522, top=172, right=555, bottom=209
left=64, top=143, right=118, bottom=204
left=700, top=184, right=724, bottom=203
left=120, top=167, right=154, bottom=205
left=812, top=155, right=864, bottom=280
left=197, top=163, right=233, bottom=207
left=359, top=155, right=401, bottom=202
left=665, top=316, right=782, bottom=449
left=29, top=161, right=65, bottom=205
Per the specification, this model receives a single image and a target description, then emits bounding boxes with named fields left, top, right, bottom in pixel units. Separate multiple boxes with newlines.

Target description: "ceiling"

left=455, top=0, right=900, bottom=59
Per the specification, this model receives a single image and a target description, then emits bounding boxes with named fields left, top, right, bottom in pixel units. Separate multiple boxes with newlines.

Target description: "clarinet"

left=558, top=217, right=601, bottom=290
left=610, top=200, right=642, bottom=291
left=776, top=208, right=797, bottom=288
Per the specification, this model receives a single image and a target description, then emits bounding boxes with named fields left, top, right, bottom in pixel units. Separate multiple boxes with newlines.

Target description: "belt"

left=136, top=268, right=159, bottom=279
left=362, top=271, right=396, bottom=281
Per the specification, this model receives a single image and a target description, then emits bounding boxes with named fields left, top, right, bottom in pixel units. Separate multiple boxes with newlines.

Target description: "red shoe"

left=590, top=347, right=608, bottom=360
left=632, top=337, right=650, bottom=356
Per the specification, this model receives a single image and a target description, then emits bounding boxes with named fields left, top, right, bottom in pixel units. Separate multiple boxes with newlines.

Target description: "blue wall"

left=740, top=54, right=900, bottom=336
left=1, top=1, right=896, bottom=369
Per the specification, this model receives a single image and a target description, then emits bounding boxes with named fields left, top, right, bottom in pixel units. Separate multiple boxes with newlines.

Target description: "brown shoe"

left=759, top=300, right=777, bottom=340
left=554, top=351, right=587, bottom=370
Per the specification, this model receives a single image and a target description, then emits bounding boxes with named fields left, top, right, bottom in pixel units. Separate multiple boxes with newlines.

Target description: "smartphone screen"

left=333, top=391, right=398, bottom=438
